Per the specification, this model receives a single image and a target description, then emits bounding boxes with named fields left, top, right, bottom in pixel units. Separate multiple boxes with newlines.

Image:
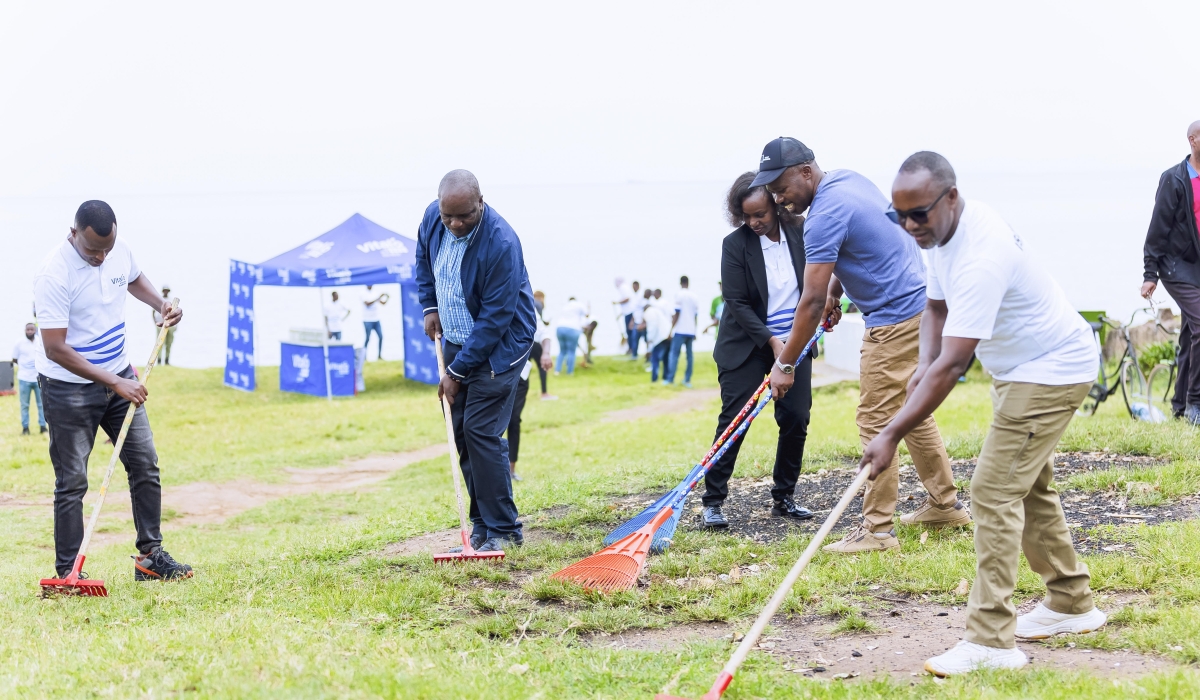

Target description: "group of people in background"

left=614, top=275, right=720, bottom=388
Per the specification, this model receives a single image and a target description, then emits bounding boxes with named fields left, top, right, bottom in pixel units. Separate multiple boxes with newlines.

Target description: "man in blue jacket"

left=416, top=169, right=537, bottom=551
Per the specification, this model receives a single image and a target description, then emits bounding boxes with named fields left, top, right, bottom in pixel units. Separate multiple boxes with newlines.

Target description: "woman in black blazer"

left=701, top=172, right=834, bottom=527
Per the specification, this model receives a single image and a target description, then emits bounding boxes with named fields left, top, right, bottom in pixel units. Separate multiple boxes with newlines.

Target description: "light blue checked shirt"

left=433, top=223, right=479, bottom=345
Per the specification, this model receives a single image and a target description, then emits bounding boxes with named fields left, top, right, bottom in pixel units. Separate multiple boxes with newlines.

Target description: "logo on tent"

left=299, top=240, right=334, bottom=259
left=356, top=239, right=409, bottom=257
left=292, top=353, right=310, bottom=381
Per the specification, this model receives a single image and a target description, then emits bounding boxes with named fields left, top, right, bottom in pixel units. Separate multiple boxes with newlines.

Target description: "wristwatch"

left=774, top=358, right=795, bottom=375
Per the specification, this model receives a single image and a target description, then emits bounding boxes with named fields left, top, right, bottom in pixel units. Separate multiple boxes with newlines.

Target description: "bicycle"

left=1077, top=305, right=1176, bottom=422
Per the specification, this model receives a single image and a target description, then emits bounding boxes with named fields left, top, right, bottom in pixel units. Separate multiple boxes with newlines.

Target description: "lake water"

left=0, top=167, right=1168, bottom=371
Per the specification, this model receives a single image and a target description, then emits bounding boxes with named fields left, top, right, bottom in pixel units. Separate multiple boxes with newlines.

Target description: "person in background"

left=666, top=276, right=699, bottom=387
left=701, top=172, right=820, bottom=528
left=614, top=277, right=636, bottom=358
left=1141, top=120, right=1200, bottom=423
left=705, top=281, right=724, bottom=335
left=555, top=296, right=588, bottom=375
left=507, top=322, right=553, bottom=481
left=866, top=152, right=1105, bottom=675
left=644, top=295, right=672, bottom=382
left=652, top=288, right=663, bottom=305
left=13, top=322, right=46, bottom=435
left=529, top=291, right=555, bottom=399
left=150, top=283, right=176, bottom=365
left=416, top=169, right=536, bottom=553
left=760, top=136, right=968, bottom=553
left=35, top=199, right=192, bottom=582
left=630, top=285, right=646, bottom=360
left=324, top=291, right=350, bottom=341
left=581, top=315, right=599, bottom=367
left=361, top=284, right=388, bottom=360
left=638, top=287, right=653, bottom=360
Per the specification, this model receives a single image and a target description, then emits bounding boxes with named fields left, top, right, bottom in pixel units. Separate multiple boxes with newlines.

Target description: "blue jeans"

left=625, top=313, right=638, bottom=356
left=328, top=331, right=342, bottom=341
left=556, top=327, right=581, bottom=374
left=650, top=340, right=671, bottom=382
left=19, top=379, right=45, bottom=429
left=362, top=321, right=382, bottom=358
left=666, top=334, right=695, bottom=383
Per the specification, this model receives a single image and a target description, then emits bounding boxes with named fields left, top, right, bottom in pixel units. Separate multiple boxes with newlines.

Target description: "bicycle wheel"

left=1120, top=359, right=1165, bottom=423
left=1148, top=363, right=1176, bottom=421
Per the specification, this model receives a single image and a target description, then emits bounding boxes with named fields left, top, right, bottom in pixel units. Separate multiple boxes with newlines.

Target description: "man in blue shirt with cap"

left=415, top=169, right=537, bottom=552
left=758, top=138, right=969, bottom=553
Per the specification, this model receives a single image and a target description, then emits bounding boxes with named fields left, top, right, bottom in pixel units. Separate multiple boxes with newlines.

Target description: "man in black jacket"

left=1141, top=121, right=1200, bottom=423
left=701, top=172, right=839, bottom=527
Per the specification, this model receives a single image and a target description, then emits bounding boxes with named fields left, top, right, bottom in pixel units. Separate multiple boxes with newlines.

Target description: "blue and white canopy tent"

left=225, top=213, right=439, bottom=395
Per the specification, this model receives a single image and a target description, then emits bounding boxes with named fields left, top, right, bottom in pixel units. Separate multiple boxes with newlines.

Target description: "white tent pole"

left=319, top=288, right=333, bottom=402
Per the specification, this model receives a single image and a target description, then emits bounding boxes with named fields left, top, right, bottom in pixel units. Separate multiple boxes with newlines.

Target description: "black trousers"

left=702, top=345, right=812, bottom=506
left=39, top=366, right=163, bottom=576
left=1163, top=281, right=1200, bottom=412
left=529, top=342, right=548, bottom=394
left=507, top=376, right=530, bottom=463
left=443, top=342, right=522, bottom=540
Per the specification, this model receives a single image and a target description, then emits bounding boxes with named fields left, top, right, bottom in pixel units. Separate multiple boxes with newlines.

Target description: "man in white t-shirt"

left=361, top=285, right=388, bottom=359
left=613, top=277, right=637, bottom=358
left=667, top=276, right=699, bottom=387
left=859, top=153, right=1105, bottom=676
left=324, top=291, right=350, bottom=341
left=12, top=322, right=46, bottom=434
left=34, top=200, right=192, bottom=582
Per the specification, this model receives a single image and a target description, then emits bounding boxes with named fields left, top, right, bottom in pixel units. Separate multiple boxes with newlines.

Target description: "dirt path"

left=593, top=595, right=1181, bottom=680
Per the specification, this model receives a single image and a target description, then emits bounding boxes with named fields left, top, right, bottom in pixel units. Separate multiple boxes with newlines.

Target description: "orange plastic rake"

left=551, top=503, right=675, bottom=592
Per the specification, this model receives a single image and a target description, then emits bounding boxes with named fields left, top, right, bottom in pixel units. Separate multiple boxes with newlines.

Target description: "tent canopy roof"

left=254, top=213, right=416, bottom=287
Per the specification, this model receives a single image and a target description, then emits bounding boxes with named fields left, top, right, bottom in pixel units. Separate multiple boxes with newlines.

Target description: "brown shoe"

left=900, top=498, right=972, bottom=528
left=822, top=524, right=900, bottom=554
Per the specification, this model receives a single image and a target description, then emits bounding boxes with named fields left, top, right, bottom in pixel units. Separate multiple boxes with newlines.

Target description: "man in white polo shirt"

left=34, top=200, right=193, bottom=582
left=666, top=276, right=699, bottom=387
left=859, top=153, right=1106, bottom=676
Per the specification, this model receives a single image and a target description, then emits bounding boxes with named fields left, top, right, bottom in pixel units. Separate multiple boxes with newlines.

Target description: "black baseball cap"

left=750, top=137, right=816, bottom=187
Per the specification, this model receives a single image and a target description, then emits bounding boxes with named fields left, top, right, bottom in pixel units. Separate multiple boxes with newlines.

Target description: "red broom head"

left=39, top=577, right=108, bottom=597
left=551, top=552, right=643, bottom=593
left=432, top=550, right=505, bottom=563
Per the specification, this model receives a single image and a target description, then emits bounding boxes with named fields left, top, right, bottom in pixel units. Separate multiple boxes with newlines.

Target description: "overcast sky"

left=1, top=2, right=1196, bottom=367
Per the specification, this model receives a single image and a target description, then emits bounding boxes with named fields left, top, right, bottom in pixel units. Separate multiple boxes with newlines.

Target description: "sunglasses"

left=886, top=187, right=951, bottom=225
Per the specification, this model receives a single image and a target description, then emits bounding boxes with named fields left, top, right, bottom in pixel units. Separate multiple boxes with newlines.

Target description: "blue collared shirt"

left=434, top=222, right=479, bottom=345
left=1187, top=160, right=1198, bottom=179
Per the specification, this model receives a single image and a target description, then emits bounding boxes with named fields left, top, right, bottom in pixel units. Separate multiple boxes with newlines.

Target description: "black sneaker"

left=39, top=426, right=47, bottom=434
left=448, top=533, right=488, bottom=553
left=133, top=546, right=193, bottom=581
left=21, top=427, right=30, bottom=436
left=702, top=505, right=729, bottom=528
left=477, top=534, right=523, bottom=552
left=772, top=497, right=814, bottom=521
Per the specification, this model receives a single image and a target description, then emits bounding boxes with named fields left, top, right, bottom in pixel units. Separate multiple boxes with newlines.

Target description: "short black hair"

left=680, top=276, right=689, bottom=286
left=898, top=151, right=956, bottom=190
left=75, top=200, right=117, bottom=237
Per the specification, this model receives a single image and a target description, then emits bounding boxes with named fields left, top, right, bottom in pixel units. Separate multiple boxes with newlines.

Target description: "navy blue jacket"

left=415, top=200, right=537, bottom=379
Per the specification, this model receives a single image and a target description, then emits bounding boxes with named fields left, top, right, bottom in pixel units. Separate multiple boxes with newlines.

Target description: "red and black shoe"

left=133, top=547, right=193, bottom=581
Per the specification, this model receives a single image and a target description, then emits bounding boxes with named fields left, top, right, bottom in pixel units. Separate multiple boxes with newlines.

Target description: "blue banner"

left=280, top=343, right=356, bottom=397
left=224, top=260, right=258, bottom=391
left=401, top=282, right=438, bottom=385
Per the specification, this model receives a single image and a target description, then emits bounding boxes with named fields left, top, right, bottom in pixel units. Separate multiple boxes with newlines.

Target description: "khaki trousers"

left=858, top=313, right=958, bottom=532
left=965, top=380, right=1093, bottom=649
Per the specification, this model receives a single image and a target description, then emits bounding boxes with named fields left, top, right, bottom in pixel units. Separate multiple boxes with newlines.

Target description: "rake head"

left=39, top=554, right=108, bottom=597
left=552, top=519, right=663, bottom=592
left=432, top=530, right=505, bottom=563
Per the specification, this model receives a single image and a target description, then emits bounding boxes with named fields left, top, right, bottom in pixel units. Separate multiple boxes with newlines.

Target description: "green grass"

left=1, top=355, right=1198, bottom=698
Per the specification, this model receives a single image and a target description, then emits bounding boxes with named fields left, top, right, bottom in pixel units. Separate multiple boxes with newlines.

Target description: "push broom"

left=550, top=388, right=774, bottom=593
left=655, top=466, right=872, bottom=700
left=431, top=335, right=505, bottom=563
left=602, top=322, right=831, bottom=554
left=40, top=298, right=179, bottom=597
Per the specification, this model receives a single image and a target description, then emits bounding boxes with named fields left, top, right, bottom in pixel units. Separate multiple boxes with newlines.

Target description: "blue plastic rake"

left=602, top=324, right=829, bottom=554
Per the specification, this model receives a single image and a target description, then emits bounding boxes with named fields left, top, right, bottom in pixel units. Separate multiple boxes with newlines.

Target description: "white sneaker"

left=1015, top=603, right=1107, bottom=640
left=924, top=640, right=1027, bottom=676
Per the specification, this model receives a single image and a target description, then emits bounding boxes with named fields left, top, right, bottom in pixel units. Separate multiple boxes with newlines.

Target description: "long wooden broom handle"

left=709, top=466, right=872, bottom=697
left=75, top=298, right=179, bottom=561
left=433, top=336, right=471, bottom=537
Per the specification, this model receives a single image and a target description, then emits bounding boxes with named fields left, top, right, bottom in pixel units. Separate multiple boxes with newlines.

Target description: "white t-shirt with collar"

left=361, top=291, right=382, bottom=322
left=673, top=289, right=700, bottom=336
left=324, top=300, right=349, bottom=332
left=926, top=199, right=1096, bottom=385
left=761, top=233, right=800, bottom=340
left=34, top=238, right=142, bottom=382
left=13, top=336, right=40, bottom=382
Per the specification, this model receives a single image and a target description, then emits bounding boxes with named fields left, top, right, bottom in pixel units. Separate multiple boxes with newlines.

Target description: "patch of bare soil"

left=660, top=453, right=1196, bottom=555
left=591, top=595, right=1181, bottom=680
left=602, top=389, right=720, bottom=423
